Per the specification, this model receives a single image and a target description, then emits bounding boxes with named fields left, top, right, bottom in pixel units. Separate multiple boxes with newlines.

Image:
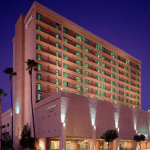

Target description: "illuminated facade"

left=11, top=1, right=144, bottom=149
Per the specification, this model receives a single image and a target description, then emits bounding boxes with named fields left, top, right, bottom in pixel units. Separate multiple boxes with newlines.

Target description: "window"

left=37, top=34, right=41, bottom=40
left=84, top=47, right=88, bottom=52
left=124, top=79, right=128, bottom=83
left=124, top=73, right=128, bottom=77
left=136, top=90, right=139, bottom=93
left=84, top=71, right=89, bottom=76
left=37, top=93, right=41, bottom=100
left=84, top=79, right=89, bottom=84
left=63, top=81, right=68, bottom=87
left=117, top=55, right=120, bottom=60
left=76, top=68, right=82, bottom=74
left=95, top=90, right=100, bottom=95
left=110, top=52, right=115, bottom=58
left=102, top=85, right=105, bottom=89
left=76, top=34, right=82, bottom=41
left=63, top=90, right=68, bottom=92
left=136, top=84, right=139, bottom=87
left=63, top=46, right=68, bottom=51
left=130, top=100, right=132, bottom=103
left=117, top=96, right=120, bottom=100
left=76, top=76, right=82, bottom=82
left=76, top=52, right=82, bottom=57
left=84, top=38, right=89, bottom=44
left=111, top=74, right=115, bottom=78
left=63, top=63, right=68, bottom=69
left=124, top=85, right=128, bottom=90
left=111, top=60, right=115, bottom=65
left=102, top=77, right=105, bottom=82
left=84, top=55, right=88, bottom=60
left=37, top=83, right=41, bottom=90
left=95, top=52, right=100, bottom=58
left=111, top=67, right=115, bottom=72
left=130, top=75, right=132, bottom=79
left=124, top=66, right=128, bottom=71
left=111, top=81, right=115, bottom=85
left=136, top=96, right=139, bottom=100
left=111, top=95, right=115, bottom=99
left=117, top=70, right=120, bottom=73
left=124, top=92, right=128, bottom=96
left=136, top=102, right=139, bottom=105
left=56, top=51, right=59, bottom=57
left=130, top=81, right=132, bottom=85
left=117, top=63, right=119, bottom=67
left=117, top=76, right=120, bottom=80
left=37, top=14, right=41, bottom=21
left=117, top=83, right=120, bottom=87
left=102, top=92, right=106, bottom=97
left=95, top=60, right=100, bottom=65
left=84, top=63, right=89, bottom=68
left=95, top=75, right=100, bottom=80
left=102, top=56, right=105, bottom=60
left=37, top=74, right=41, bottom=80
left=37, top=54, right=41, bottom=60
left=102, top=70, right=105, bottom=75
left=84, top=95, right=89, bottom=97
left=56, top=88, right=59, bottom=92
left=63, top=55, right=68, bottom=60
left=76, top=93, right=82, bottom=95
left=130, top=62, right=132, bottom=66
left=136, top=72, right=139, bottom=76
left=37, top=44, right=41, bottom=50
left=56, top=61, right=59, bottom=66
left=95, top=97, right=100, bottom=100
left=117, top=89, right=120, bottom=94
left=95, top=68, right=100, bottom=73
left=111, top=88, right=115, bottom=92
left=38, top=64, right=41, bottom=70
left=63, top=27, right=68, bottom=34
left=56, top=79, right=59, bottom=85
left=56, top=33, right=59, bottom=39
left=56, top=23, right=59, bottom=30
left=63, top=37, right=68, bottom=43
left=102, top=47, right=105, bottom=52
left=37, top=25, right=41, bottom=31
left=124, top=98, right=128, bottom=103
left=130, top=94, right=132, bottom=97
left=136, top=78, right=139, bottom=82
left=63, top=72, right=68, bottom=78
left=124, top=59, right=127, bottom=63
left=95, top=82, right=100, bottom=87
left=76, top=85, right=82, bottom=90
left=102, top=63, right=105, bottom=67
left=84, top=87, right=89, bottom=92
left=56, top=69, right=59, bottom=75
left=111, top=101, right=114, bottom=103
left=102, top=99, right=106, bottom=101
left=56, top=43, right=59, bottom=48
left=76, top=44, right=82, bottom=49
left=136, top=65, right=139, bottom=70
left=76, top=60, right=82, bottom=66
left=95, top=44, right=100, bottom=50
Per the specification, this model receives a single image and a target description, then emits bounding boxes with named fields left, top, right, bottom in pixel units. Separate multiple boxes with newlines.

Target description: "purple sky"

left=0, top=0, right=150, bottom=113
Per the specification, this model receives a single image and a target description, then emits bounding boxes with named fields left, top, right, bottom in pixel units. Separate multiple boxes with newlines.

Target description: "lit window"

left=37, top=14, right=41, bottom=21
left=37, top=93, right=41, bottom=100
left=37, top=44, right=41, bottom=50
left=84, top=55, right=88, bottom=60
left=63, top=63, right=68, bottom=69
left=56, top=61, right=59, bottom=66
left=37, top=83, right=41, bottom=90
left=136, top=84, right=139, bottom=87
left=102, top=77, right=105, bottom=82
left=95, top=68, right=100, bottom=73
left=56, top=51, right=59, bottom=57
left=111, top=88, right=115, bottom=92
left=117, top=96, right=120, bottom=100
left=102, top=47, right=105, bottom=52
left=130, top=62, right=132, bottom=66
left=117, top=89, right=120, bottom=94
left=84, top=87, right=89, bottom=92
left=124, top=73, right=128, bottom=77
left=95, top=44, right=100, bottom=50
left=37, top=74, right=41, bottom=80
left=76, top=68, right=82, bottom=74
left=95, top=52, right=100, bottom=58
left=37, top=34, right=41, bottom=40
left=111, top=60, right=115, bottom=65
left=124, top=98, right=128, bottom=103
left=111, top=74, right=115, bottom=78
left=76, top=93, right=82, bottom=95
left=84, top=47, right=88, bottom=52
left=56, top=33, right=59, bottom=39
left=117, top=76, right=120, bottom=80
left=117, top=83, right=120, bottom=87
left=111, top=95, right=115, bottom=99
left=102, top=85, right=105, bottom=89
left=84, top=38, right=89, bottom=44
left=84, top=63, right=89, bottom=68
left=111, top=67, right=115, bottom=72
left=95, top=82, right=100, bottom=87
left=124, top=66, right=128, bottom=71
left=136, top=90, right=139, bottom=93
left=124, top=79, right=128, bottom=83
left=56, top=43, right=59, bottom=48
left=95, top=75, right=100, bottom=80
left=76, top=34, right=82, bottom=41
left=56, top=79, right=59, bottom=85
left=117, top=70, right=120, bottom=73
left=76, top=44, right=82, bottom=49
left=38, top=64, right=41, bottom=70
left=56, top=23, right=59, bottom=30
left=95, top=60, right=100, bottom=65
left=124, top=85, right=128, bottom=90
left=76, top=85, right=82, bottom=90
left=111, top=81, right=115, bottom=85
left=63, top=81, right=68, bottom=87
left=130, top=100, right=132, bottom=103
left=76, top=76, right=82, bottom=82
left=56, top=70, right=59, bottom=75
left=102, top=70, right=105, bottom=75
left=63, top=55, right=68, bottom=60
left=95, top=90, right=100, bottom=95
left=63, top=37, right=68, bottom=43
left=76, top=52, right=82, bottom=57
left=63, top=72, right=68, bottom=78
left=124, top=92, right=128, bottom=96
left=102, top=56, right=105, bottom=60
left=110, top=52, right=115, bottom=58
left=84, top=71, right=89, bottom=76
left=102, top=92, right=105, bottom=97
left=76, top=60, right=82, bottom=66
left=37, top=25, right=41, bottom=31
left=63, top=46, right=68, bottom=51
left=84, top=79, right=89, bottom=84
left=56, top=88, right=59, bottom=92
left=102, top=63, right=105, bottom=67
left=37, top=54, right=41, bottom=60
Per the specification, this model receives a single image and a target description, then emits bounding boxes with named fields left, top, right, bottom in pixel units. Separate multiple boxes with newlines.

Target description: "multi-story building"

left=12, top=1, right=143, bottom=149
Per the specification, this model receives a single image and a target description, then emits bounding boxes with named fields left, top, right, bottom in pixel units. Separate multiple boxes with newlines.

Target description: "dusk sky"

left=0, top=0, right=150, bottom=113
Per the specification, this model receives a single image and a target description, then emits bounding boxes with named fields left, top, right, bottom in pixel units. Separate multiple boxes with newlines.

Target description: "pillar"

left=59, top=122, right=66, bottom=150
left=90, top=126, right=96, bottom=150
left=133, top=140, right=138, bottom=150
left=73, top=140, right=78, bottom=150
left=39, top=138, right=46, bottom=150
left=113, top=138, right=120, bottom=150
left=147, top=140, right=150, bottom=149
left=96, top=140, right=100, bottom=150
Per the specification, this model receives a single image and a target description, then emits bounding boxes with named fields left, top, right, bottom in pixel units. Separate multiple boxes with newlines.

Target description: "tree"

left=20, top=123, right=34, bottom=149
left=1, top=130, right=12, bottom=149
left=26, top=59, right=38, bottom=150
left=3, top=67, right=16, bottom=148
left=0, top=89, right=7, bottom=150
left=100, top=129, right=118, bottom=150
left=134, top=134, right=145, bottom=150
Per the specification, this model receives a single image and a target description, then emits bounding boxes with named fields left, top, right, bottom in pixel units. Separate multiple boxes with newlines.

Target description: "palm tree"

left=3, top=67, right=16, bottom=148
left=0, top=89, right=7, bottom=150
left=26, top=59, right=38, bottom=150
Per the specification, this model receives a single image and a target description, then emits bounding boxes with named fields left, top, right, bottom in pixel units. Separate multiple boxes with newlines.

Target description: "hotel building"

left=8, top=1, right=149, bottom=150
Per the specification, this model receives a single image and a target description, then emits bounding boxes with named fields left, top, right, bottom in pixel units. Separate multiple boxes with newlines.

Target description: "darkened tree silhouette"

left=100, top=129, right=118, bottom=150
left=26, top=59, right=38, bottom=150
left=3, top=67, right=16, bottom=148
left=134, top=134, right=145, bottom=150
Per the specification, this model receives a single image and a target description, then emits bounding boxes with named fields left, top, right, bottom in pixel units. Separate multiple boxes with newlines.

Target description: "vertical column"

left=73, top=140, right=78, bottom=150
left=113, top=138, right=120, bottom=150
left=147, top=140, right=150, bottom=149
left=90, top=126, right=96, bottom=150
left=133, top=140, right=138, bottom=150
left=59, top=122, right=66, bottom=150
left=96, top=140, right=100, bottom=150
